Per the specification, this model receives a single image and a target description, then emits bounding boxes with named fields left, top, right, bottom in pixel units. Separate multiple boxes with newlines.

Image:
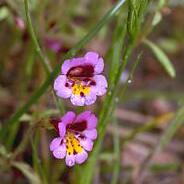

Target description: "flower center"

left=72, top=83, right=90, bottom=96
left=65, top=131, right=83, bottom=155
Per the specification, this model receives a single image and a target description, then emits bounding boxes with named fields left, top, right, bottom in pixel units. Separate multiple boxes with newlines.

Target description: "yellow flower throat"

left=65, top=131, right=83, bottom=155
left=72, top=83, right=90, bottom=96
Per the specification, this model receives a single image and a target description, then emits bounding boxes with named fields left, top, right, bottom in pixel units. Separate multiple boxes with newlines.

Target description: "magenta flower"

left=14, top=17, right=25, bottom=30
left=50, top=111, right=98, bottom=167
left=45, top=37, right=62, bottom=53
left=54, top=51, right=108, bottom=106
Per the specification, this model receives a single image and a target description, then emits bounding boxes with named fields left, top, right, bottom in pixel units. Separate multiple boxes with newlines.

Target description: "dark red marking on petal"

left=82, top=77, right=96, bottom=86
left=80, top=92, right=85, bottom=97
left=78, top=135, right=85, bottom=139
left=90, top=80, right=96, bottom=86
left=83, top=78, right=90, bottom=83
left=73, top=149, right=77, bottom=155
left=65, top=82, right=69, bottom=87
left=67, top=121, right=87, bottom=132
left=49, top=117, right=60, bottom=133
left=67, top=65, right=94, bottom=78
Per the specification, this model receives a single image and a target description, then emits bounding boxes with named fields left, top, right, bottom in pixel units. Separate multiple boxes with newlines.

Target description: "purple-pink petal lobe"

left=54, top=75, right=72, bottom=99
left=83, top=129, right=97, bottom=140
left=79, top=137, right=94, bottom=152
left=58, top=123, right=66, bottom=138
left=84, top=52, right=99, bottom=65
left=84, top=91, right=97, bottom=106
left=49, top=137, right=62, bottom=151
left=84, top=52, right=104, bottom=74
left=86, top=114, right=98, bottom=129
left=74, top=111, right=97, bottom=130
left=94, top=58, right=104, bottom=74
left=53, top=144, right=66, bottom=159
left=75, top=150, right=88, bottom=164
left=92, top=75, right=108, bottom=96
left=75, top=111, right=91, bottom=121
left=65, top=155, right=76, bottom=167
left=71, top=94, right=85, bottom=106
left=61, top=111, right=76, bottom=125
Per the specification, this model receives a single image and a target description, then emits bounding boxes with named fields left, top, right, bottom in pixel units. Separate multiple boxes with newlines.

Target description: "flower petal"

left=54, top=75, right=72, bottom=98
left=75, top=111, right=91, bottom=121
left=61, top=111, right=76, bottom=125
left=83, top=129, right=97, bottom=140
left=75, top=150, right=88, bottom=164
left=84, top=91, right=97, bottom=105
left=58, top=122, right=66, bottom=138
left=92, top=75, right=108, bottom=96
left=75, top=111, right=97, bottom=129
left=65, top=154, right=76, bottom=167
left=49, top=137, right=62, bottom=151
left=61, top=58, right=84, bottom=75
left=70, top=94, right=85, bottom=106
left=58, top=111, right=76, bottom=138
left=84, top=52, right=104, bottom=74
left=53, top=144, right=66, bottom=159
left=94, top=57, right=104, bottom=74
left=79, top=137, right=94, bottom=152
left=86, top=113, right=98, bottom=129
left=84, top=52, right=99, bottom=64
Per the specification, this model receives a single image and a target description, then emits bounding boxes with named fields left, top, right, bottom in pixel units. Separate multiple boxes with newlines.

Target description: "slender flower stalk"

left=24, top=0, right=51, bottom=74
left=24, top=0, right=65, bottom=114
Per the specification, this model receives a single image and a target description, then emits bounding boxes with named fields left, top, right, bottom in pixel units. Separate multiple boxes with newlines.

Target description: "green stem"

left=24, top=0, right=51, bottom=74
left=24, top=0, right=65, bottom=114
left=12, top=125, right=34, bottom=159
left=99, top=43, right=134, bottom=134
left=111, top=120, right=120, bottom=184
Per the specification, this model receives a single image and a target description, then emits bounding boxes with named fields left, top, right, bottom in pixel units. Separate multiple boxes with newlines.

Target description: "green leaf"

left=152, top=11, right=162, bottom=26
left=144, top=39, right=176, bottom=78
left=111, top=120, right=120, bottom=184
left=31, top=133, right=48, bottom=184
left=150, top=163, right=181, bottom=172
left=108, top=18, right=126, bottom=87
left=127, top=0, right=149, bottom=41
left=0, top=7, right=9, bottom=21
left=0, top=144, right=8, bottom=157
left=158, top=38, right=178, bottom=53
left=158, top=0, right=166, bottom=10
left=12, top=162, right=41, bottom=184
left=158, top=105, right=184, bottom=151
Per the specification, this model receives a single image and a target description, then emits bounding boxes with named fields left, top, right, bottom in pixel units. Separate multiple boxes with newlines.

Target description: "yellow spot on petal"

left=72, top=83, right=90, bottom=96
left=65, top=131, right=83, bottom=155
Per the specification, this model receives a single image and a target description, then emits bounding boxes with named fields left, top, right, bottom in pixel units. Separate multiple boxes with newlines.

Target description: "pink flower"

left=50, top=111, right=98, bottom=167
left=45, top=37, right=62, bottom=53
left=14, top=17, right=25, bottom=30
left=54, top=51, right=108, bottom=106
